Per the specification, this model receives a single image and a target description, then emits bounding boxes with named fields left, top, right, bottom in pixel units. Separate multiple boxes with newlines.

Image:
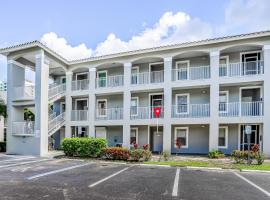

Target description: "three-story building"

left=1, top=31, right=270, bottom=156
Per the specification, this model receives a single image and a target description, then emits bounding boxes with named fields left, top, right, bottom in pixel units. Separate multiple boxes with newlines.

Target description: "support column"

left=263, top=45, right=270, bottom=157
left=89, top=67, right=96, bottom=137
left=65, top=71, right=73, bottom=138
left=209, top=51, right=220, bottom=151
left=123, top=62, right=131, bottom=148
left=163, top=57, right=172, bottom=153
left=35, top=51, right=49, bottom=156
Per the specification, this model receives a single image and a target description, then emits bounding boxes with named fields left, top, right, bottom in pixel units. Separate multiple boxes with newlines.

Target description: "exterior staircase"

left=48, top=112, right=65, bottom=137
left=48, top=83, right=66, bottom=104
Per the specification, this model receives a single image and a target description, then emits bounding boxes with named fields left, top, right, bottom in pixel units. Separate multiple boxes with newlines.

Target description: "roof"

left=1, top=30, right=270, bottom=65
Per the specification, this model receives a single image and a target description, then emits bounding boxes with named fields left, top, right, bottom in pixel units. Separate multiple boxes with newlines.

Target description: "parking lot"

left=0, top=154, right=270, bottom=200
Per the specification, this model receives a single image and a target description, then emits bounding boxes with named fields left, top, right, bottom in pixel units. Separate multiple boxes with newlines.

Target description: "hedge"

left=0, top=142, right=6, bottom=152
left=62, top=137, right=107, bottom=157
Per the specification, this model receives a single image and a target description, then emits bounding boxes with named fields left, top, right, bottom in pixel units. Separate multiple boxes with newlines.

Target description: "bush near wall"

left=0, top=142, right=6, bottom=152
left=62, top=138, right=107, bottom=157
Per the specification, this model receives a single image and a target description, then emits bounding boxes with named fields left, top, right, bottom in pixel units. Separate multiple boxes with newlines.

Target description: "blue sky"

left=0, top=0, right=270, bottom=80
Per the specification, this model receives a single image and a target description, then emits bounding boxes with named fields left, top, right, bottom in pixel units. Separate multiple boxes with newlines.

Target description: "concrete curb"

left=240, top=169, right=270, bottom=173
left=137, top=163, right=171, bottom=168
left=185, top=166, right=222, bottom=170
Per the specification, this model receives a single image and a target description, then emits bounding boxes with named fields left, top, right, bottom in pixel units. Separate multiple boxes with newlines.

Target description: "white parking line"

left=27, top=163, right=90, bottom=180
left=0, top=159, right=51, bottom=169
left=234, top=172, right=270, bottom=197
left=172, top=167, right=180, bottom=197
left=88, top=167, right=130, bottom=188
left=0, top=156, right=35, bottom=164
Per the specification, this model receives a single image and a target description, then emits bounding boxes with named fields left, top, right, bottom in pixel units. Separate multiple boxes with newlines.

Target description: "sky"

left=0, top=0, right=270, bottom=80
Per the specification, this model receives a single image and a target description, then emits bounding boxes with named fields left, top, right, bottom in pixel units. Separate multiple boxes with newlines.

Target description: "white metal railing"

left=71, top=110, right=88, bottom=121
left=219, top=101, right=264, bottom=117
left=130, top=106, right=164, bottom=120
left=48, top=83, right=66, bottom=101
left=12, top=121, right=35, bottom=136
left=219, top=61, right=264, bottom=77
left=96, top=108, right=123, bottom=120
left=171, top=104, right=210, bottom=118
left=96, top=75, right=124, bottom=88
left=72, top=79, right=89, bottom=91
left=48, top=112, right=65, bottom=132
left=131, top=70, right=164, bottom=85
left=13, top=86, right=35, bottom=100
left=172, top=66, right=210, bottom=81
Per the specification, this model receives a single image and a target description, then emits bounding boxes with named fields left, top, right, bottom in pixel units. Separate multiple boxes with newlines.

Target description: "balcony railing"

left=48, top=112, right=65, bottom=132
left=219, top=61, right=264, bottom=77
left=48, top=83, right=66, bottom=101
left=171, top=104, right=210, bottom=118
left=96, top=108, right=123, bottom=120
left=219, top=101, right=264, bottom=117
left=131, top=70, right=164, bottom=85
left=72, top=79, right=89, bottom=91
left=71, top=110, right=88, bottom=121
left=130, top=106, right=164, bottom=120
left=96, top=75, right=124, bottom=88
left=172, top=66, right=210, bottom=81
left=13, top=86, right=35, bottom=100
left=12, top=121, right=35, bottom=136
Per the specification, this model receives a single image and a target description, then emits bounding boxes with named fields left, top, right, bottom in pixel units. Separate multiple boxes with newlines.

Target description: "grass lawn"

left=144, top=160, right=270, bottom=171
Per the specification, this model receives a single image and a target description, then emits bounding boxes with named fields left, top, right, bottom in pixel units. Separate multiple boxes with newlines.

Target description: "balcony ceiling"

left=221, top=45, right=262, bottom=54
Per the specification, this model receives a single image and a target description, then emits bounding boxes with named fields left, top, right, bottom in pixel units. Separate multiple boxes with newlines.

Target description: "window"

left=218, top=126, right=228, bottom=148
left=174, top=127, right=188, bottom=148
left=219, top=56, right=229, bottom=76
left=176, top=94, right=189, bottom=114
left=97, top=71, right=107, bottom=87
left=219, top=91, right=229, bottom=112
left=130, top=128, right=138, bottom=145
left=131, top=97, right=139, bottom=116
left=97, top=99, right=107, bottom=117
left=241, top=51, right=261, bottom=75
left=176, top=60, right=189, bottom=80
left=131, top=66, right=139, bottom=84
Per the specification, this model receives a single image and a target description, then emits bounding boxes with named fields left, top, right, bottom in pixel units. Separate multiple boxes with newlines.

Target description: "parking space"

left=0, top=157, right=270, bottom=199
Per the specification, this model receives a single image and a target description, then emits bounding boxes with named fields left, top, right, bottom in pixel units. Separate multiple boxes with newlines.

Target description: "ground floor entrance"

left=240, top=124, right=261, bottom=151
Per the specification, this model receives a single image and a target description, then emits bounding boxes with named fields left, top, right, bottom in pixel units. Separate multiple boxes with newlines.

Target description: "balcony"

left=12, top=121, right=35, bottom=136
left=13, top=86, right=35, bottom=100
left=172, top=66, right=210, bottom=81
left=219, top=61, right=264, bottom=77
left=219, top=101, right=264, bottom=117
left=130, top=106, right=164, bottom=120
left=71, top=110, right=88, bottom=121
left=96, top=75, right=124, bottom=89
left=131, top=71, right=164, bottom=85
left=171, top=104, right=210, bottom=118
left=96, top=107, right=123, bottom=120
left=72, top=79, right=89, bottom=91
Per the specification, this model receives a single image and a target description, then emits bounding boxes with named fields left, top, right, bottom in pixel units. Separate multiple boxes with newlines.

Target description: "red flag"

left=154, top=107, right=161, bottom=118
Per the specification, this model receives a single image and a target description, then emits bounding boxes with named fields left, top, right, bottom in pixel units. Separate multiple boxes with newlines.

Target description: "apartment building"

left=0, top=31, right=270, bottom=156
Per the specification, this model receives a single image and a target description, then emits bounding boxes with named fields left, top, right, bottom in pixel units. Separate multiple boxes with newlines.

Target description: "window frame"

left=97, top=99, right=107, bottom=117
left=130, top=96, right=139, bottom=116
left=174, top=127, right=189, bottom=148
left=218, top=126, right=228, bottom=149
left=175, top=93, right=190, bottom=114
left=175, top=60, right=190, bottom=80
left=219, top=91, right=229, bottom=113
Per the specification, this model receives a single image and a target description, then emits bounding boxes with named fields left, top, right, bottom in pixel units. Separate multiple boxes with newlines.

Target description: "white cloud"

left=41, top=32, right=93, bottom=60
left=40, top=11, right=212, bottom=60
left=218, top=0, right=270, bottom=34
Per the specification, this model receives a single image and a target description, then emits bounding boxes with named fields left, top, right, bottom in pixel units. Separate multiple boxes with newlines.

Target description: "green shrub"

left=0, top=142, right=6, bottom=152
left=130, top=149, right=144, bottom=161
left=143, top=150, right=152, bottom=161
left=208, top=150, right=225, bottom=159
left=102, top=147, right=130, bottom=160
left=231, top=150, right=249, bottom=163
left=162, top=151, right=170, bottom=161
left=61, top=137, right=107, bottom=157
left=254, top=153, right=265, bottom=165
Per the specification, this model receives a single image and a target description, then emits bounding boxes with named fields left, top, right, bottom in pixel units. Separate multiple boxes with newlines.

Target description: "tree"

left=0, top=103, right=7, bottom=118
